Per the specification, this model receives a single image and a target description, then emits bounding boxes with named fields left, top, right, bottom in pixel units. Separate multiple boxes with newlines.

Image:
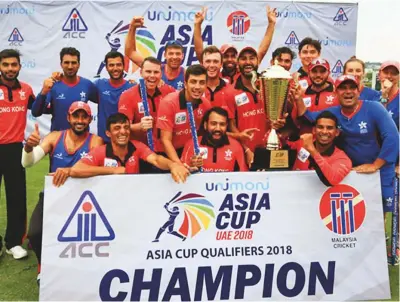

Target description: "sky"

left=307, top=0, right=400, bottom=62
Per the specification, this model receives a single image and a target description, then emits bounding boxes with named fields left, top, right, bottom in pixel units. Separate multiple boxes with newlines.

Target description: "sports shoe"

left=6, top=245, right=28, bottom=259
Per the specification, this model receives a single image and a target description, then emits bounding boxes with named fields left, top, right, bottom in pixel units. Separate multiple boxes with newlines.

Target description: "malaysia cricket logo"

left=152, top=192, right=215, bottom=242
left=319, top=184, right=366, bottom=235
left=94, top=20, right=156, bottom=78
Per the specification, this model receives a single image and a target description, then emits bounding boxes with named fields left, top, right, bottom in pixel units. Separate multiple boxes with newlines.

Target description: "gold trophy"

left=251, top=62, right=292, bottom=168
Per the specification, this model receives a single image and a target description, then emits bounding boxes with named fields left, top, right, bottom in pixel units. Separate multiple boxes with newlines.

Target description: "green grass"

left=0, top=156, right=398, bottom=301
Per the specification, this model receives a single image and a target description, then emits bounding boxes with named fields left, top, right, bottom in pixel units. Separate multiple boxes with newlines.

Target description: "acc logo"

left=62, top=8, right=88, bottom=39
left=284, top=31, right=300, bottom=48
left=333, top=7, right=348, bottom=25
left=331, top=60, right=344, bottom=77
left=227, top=11, right=250, bottom=41
left=58, top=190, right=115, bottom=258
left=8, top=28, right=23, bottom=46
left=152, top=192, right=215, bottom=242
left=94, top=20, right=156, bottom=78
left=319, top=184, right=366, bottom=235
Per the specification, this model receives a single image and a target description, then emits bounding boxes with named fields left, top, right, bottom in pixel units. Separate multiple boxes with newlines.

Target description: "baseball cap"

left=220, top=44, right=238, bottom=55
left=335, top=75, right=360, bottom=89
left=379, top=60, right=400, bottom=72
left=68, top=101, right=92, bottom=115
left=238, top=46, right=258, bottom=59
left=308, top=58, right=330, bottom=72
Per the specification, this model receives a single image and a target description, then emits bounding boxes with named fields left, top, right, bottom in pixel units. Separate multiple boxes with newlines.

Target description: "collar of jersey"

left=105, top=141, right=136, bottom=166
left=306, top=82, right=334, bottom=95
left=0, top=77, right=21, bottom=89
left=178, top=90, right=202, bottom=110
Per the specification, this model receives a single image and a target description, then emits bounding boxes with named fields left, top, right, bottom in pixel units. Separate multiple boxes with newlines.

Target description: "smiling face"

left=313, top=117, right=339, bottom=147
left=164, top=46, right=184, bottom=70
left=67, top=110, right=92, bottom=135
left=222, top=49, right=237, bottom=73
left=0, top=57, right=20, bottom=81
left=204, top=111, right=228, bottom=144
left=309, top=66, right=329, bottom=87
left=184, top=73, right=207, bottom=101
left=299, top=45, right=319, bottom=69
left=203, top=52, right=222, bottom=80
left=106, top=121, right=131, bottom=147
left=379, top=66, right=399, bottom=90
left=344, top=61, right=364, bottom=82
left=106, top=56, right=124, bottom=80
left=238, top=50, right=258, bottom=79
left=140, top=60, right=162, bottom=92
left=336, top=81, right=360, bottom=109
left=61, top=54, right=80, bottom=78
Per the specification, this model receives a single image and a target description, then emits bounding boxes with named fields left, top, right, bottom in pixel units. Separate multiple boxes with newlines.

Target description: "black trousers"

left=0, top=143, right=27, bottom=249
left=28, top=191, right=43, bottom=264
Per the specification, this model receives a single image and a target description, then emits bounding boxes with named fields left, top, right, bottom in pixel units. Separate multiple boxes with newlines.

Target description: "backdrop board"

left=41, top=171, right=390, bottom=301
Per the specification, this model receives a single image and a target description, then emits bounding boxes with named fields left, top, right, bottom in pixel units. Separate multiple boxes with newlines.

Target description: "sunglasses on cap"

left=165, top=40, right=183, bottom=47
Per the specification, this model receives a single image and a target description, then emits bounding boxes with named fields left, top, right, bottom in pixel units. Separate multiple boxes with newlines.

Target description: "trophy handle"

left=251, top=71, right=260, bottom=92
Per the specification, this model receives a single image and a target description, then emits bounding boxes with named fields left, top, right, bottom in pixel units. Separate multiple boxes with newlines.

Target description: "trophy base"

left=251, top=147, right=297, bottom=171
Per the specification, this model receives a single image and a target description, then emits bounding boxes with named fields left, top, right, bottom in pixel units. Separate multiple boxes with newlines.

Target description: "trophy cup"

left=250, top=62, right=293, bottom=169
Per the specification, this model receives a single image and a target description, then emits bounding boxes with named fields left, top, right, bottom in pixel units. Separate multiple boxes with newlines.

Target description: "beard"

left=222, top=62, right=237, bottom=73
left=108, top=70, right=124, bottom=80
left=239, top=64, right=258, bottom=79
left=204, top=130, right=227, bottom=147
left=71, top=125, right=89, bottom=136
left=1, top=70, right=20, bottom=81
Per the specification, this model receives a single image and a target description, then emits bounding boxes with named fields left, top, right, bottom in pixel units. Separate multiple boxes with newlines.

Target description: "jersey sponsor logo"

left=104, top=158, right=118, bottom=167
left=175, top=112, right=187, bottom=125
left=8, top=27, right=23, bottom=46
left=331, top=60, right=344, bottom=77
left=199, top=147, right=208, bottom=159
left=333, top=7, right=348, bottom=26
left=325, top=95, right=335, bottom=105
left=358, top=121, right=368, bottom=134
left=158, top=115, right=168, bottom=122
left=138, top=102, right=144, bottom=114
left=302, top=97, right=312, bottom=108
left=298, top=79, right=309, bottom=89
left=297, top=147, right=310, bottom=162
left=54, top=153, right=63, bottom=160
left=227, top=11, right=250, bottom=41
left=80, top=91, right=86, bottom=101
left=224, top=149, right=233, bottom=161
left=102, top=90, right=110, bottom=96
left=0, top=89, right=4, bottom=100
left=388, top=110, right=394, bottom=117
left=284, top=31, right=300, bottom=47
left=235, top=92, right=250, bottom=106
left=62, top=8, right=88, bottom=39
left=56, top=93, right=66, bottom=100
left=18, top=90, right=26, bottom=100
left=119, top=104, right=127, bottom=111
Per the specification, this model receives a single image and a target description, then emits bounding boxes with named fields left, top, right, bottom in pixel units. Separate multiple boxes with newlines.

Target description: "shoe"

left=37, top=273, right=41, bottom=287
left=6, top=245, right=28, bottom=259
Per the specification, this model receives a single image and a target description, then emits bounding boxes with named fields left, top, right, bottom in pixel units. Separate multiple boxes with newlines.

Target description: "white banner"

left=41, top=171, right=390, bottom=301
left=0, top=0, right=358, bottom=137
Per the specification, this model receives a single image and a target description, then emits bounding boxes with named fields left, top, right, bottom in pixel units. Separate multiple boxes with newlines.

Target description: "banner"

left=41, top=171, right=390, bottom=301
left=0, top=0, right=358, bottom=136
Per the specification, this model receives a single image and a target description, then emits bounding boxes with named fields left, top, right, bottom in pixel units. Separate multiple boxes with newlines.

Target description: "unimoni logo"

left=147, top=6, right=214, bottom=22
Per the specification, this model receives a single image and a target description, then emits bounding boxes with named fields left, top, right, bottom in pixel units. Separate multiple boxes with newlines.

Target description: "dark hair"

left=185, top=64, right=207, bottom=82
left=0, top=49, right=21, bottom=64
left=104, top=51, right=125, bottom=66
left=202, top=45, right=222, bottom=62
left=344, top=56, right=365, bottom=73
left=315, top=111, right=338, bottom=128
left=199, top=107, right=229, bottom=134
left=140, top=56, right=161, bottom=69
left=60, top=47, right=80, bottom=63
left=164, top=40, right=184, bottom=52
left=106, top=113, right=130, bottom=131
left=272, top=47, right=296, bottom=61
left=298, top=37, right=321, bottom=53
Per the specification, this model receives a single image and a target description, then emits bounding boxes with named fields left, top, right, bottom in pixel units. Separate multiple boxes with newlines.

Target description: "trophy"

left=250, top=62, right=292, bottom=169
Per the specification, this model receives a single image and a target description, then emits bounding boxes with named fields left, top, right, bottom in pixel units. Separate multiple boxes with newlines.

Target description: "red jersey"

left=181, top=135, right=248, bottom=172
left=292, top=82, right=339, bottom=134
left=287, top=139, right=352, bottom=186
left=221, top=69, right=240, bottom=85
left=80, top=140, right=154, bottom=174
left=0, top=78, right=35, bottom=144
left=118, top=84, right=175, bottom=152
left=204, top=78, right=234, bottom=119
left=225, top=76, right=268, bottom=152
left=156, top=91, right=212, bottom=150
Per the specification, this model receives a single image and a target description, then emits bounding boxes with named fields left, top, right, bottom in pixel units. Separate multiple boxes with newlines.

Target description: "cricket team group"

left=0, top=7, right=399, bottom=286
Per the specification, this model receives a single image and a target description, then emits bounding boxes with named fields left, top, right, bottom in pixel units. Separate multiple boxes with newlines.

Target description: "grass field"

left=0, top=156, right=399, bottom=301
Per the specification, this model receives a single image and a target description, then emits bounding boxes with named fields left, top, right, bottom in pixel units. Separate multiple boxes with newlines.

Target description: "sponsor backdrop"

left=41, top=171, right=389, bottom=301
left=0, top=0, right=357, bottom=136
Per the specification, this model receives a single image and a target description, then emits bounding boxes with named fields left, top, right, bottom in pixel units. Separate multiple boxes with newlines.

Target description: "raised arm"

left=194, top=7, right=207, bottom=64
left=257, top=6, right=277, bottom=63
left=125, top=16, right=145, bottom=66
